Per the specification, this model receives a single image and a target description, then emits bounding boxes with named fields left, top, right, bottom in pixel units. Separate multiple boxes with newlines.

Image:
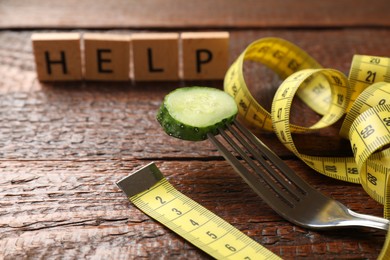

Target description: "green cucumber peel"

left=157, top=86, right=238, bottom=141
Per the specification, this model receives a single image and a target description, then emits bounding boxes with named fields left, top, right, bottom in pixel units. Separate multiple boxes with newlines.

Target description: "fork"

left=207, top=119, right=389, bottom=231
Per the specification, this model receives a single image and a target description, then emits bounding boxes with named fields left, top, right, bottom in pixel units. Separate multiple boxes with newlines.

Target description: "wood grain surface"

left=1, top=1, right=390, bottom=259
left=1, top=0, right=390, bottom=29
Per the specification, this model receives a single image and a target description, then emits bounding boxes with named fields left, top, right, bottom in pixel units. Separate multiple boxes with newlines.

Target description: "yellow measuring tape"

left=224, top=37, right=390, bottom=258
left=117, top=162, right=281, bottom=259
left=117, top=37, right=390, bottom=259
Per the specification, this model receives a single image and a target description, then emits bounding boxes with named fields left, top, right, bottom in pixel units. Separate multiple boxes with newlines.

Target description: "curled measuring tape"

left=224, top=37, right=390, bottom=258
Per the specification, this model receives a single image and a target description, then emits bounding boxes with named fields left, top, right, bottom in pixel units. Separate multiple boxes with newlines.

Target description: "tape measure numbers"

left=271, top=68, right=361, bottom=184
left=340, top=81, right=390, bottom=138
left=224, top=37, right=390, bottom=206
left=348, top=55, right=390, bottom=111
left=117, top=37, right=390, bottom=258
left=224, top=37, right=329, bottom=133
left=117, top=162, right=281, bottom=260
left=224, top=37, right=390, bottom=258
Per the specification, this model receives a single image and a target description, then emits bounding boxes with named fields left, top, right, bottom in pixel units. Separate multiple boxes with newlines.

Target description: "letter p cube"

left=182, top=32, right=229, bottom=80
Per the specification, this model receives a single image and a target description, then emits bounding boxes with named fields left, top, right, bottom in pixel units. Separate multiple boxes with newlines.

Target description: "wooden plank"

left=1, top=29, right=390, bottom=259
left=1, top=0, right=390, bottom=29
left=0, top=160, right=385, bottom=259
left=2, top=29, right=390, bottom=159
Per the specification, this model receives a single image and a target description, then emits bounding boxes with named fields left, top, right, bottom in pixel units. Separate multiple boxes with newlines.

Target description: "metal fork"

left=207, top=119, right=389, bottom=231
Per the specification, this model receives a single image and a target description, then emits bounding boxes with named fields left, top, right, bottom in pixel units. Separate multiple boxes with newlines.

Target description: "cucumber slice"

left=157, top=86, right=238, bottom=141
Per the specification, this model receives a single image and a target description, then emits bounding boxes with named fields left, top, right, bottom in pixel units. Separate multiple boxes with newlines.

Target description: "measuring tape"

left=117, top=37, right=390, bottom=259
left=117, top=162, right=281, bottom=259
left=224, top=37, right=390, bottom=258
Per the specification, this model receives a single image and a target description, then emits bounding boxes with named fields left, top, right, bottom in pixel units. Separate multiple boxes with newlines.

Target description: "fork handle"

left=345, top=209, right=390, bottom=230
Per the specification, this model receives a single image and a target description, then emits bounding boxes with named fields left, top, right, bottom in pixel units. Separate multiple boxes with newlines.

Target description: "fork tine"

left=233, top=120, right=310, bottom=192
left=209, top=120, right=390, bottom=231
left=226, top=123, right=303, bottom=201
left=207, top=131, right=295, bottom=209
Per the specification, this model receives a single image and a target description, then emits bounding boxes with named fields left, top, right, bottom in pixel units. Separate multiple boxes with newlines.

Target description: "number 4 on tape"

left=116, top=162, right=280, bottom=260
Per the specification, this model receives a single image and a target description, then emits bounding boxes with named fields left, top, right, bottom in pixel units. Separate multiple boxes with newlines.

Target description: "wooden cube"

left=84, top=33, right=130, bottom=81
left=131, top=33, right=179, bottom=81
left=181, top=32, right=229, bottom=80
left=31, top=33, right=82, bottom=81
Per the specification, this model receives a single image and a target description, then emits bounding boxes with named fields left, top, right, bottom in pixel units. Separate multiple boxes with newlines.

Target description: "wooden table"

left=1, top=1, right=390, bottom=259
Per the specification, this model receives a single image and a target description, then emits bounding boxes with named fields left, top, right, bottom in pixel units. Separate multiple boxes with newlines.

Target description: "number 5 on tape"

left=116, top=162, right=280, bottom=260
